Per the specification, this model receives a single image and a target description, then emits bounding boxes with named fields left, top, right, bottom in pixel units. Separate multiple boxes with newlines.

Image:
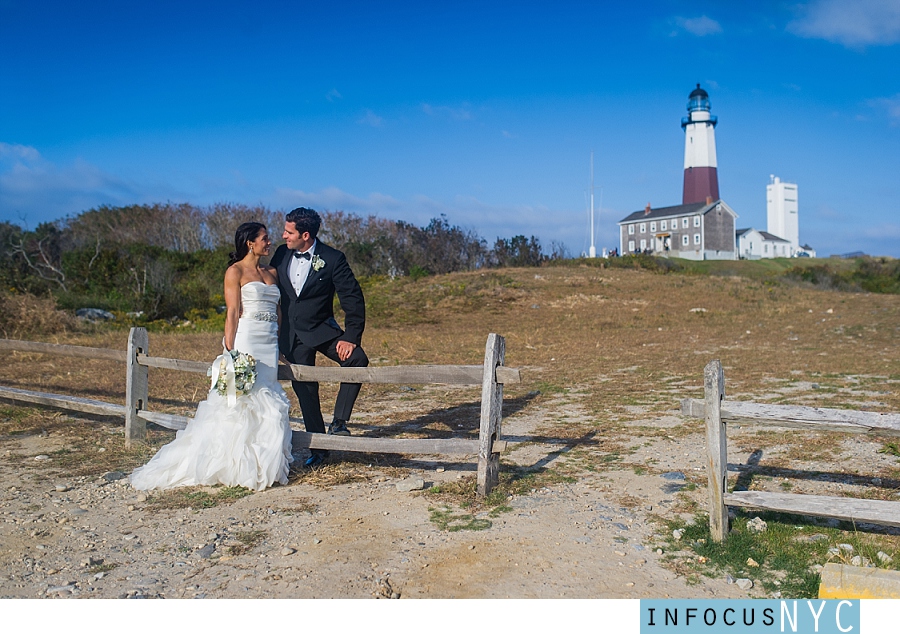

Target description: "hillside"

left=0, top=265, right=898, bottom=598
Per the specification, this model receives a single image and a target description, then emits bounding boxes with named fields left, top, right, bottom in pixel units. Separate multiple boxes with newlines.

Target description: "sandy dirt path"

left=0, top=398, right=752, bottom=600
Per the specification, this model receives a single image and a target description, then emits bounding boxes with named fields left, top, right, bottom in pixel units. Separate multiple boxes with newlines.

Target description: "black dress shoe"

left=304, top=450, right=328, bottom=468
left=327, top=419, right=351, bottom=436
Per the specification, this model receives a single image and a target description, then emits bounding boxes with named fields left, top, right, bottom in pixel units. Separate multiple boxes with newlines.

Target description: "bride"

left=131, top=222, right=293, bottom=491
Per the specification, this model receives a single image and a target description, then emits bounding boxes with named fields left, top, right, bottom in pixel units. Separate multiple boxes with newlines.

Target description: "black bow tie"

left=293, top=251, right=311, bottom=260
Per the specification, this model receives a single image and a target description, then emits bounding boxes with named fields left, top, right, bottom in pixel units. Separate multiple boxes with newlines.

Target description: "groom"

left=271, top=207, right=369, bottom=468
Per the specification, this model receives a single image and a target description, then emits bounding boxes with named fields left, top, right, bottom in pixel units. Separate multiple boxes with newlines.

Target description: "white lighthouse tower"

left=682, top=84, right=720, bottom=204
left=767, top=175, right=799, bottom=254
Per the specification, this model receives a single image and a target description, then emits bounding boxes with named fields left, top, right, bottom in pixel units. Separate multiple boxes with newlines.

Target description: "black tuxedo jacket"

left=270, top=242, right=366, bottom=351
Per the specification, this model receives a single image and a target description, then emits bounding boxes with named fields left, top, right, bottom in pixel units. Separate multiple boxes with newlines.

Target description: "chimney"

left=644, top=203, right=651, bottom=216
left=705, top=195, right=713, bottom=205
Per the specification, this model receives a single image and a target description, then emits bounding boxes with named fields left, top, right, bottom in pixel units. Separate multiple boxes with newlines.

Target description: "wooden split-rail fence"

left=0, top=329, right=521, bottom=496
left=682, top=359, right=900, bottom=542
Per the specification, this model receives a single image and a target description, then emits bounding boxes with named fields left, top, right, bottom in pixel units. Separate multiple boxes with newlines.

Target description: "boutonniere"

left=311, top=254, right=326, bottom=271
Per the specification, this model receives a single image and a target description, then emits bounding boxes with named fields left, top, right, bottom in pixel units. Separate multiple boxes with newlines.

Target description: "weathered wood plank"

left=134, top=355, right=523, bottom=385
left=136, top=354, right=210, bottom=373
left=477, top=334, right=504, bottom=497
left=136, top=410, right=188, bottom=431
left=725, top=491, right=900, bottom=528
left=495, top=367, right=520, bottom=384
left=134, top=412, right=506, bottom=454
left=704, top=360, right=728, bottom=542
left=681, top=397, right=705, bottom=419
left=818, top=563, right=900, bottom=599
left=291, top=431, right=504, bottom=455
left=137, top=411, right=308, bottom=433
left=682, top=398, right=900, bottom=436
left=0, top=386, right=125, bottom=417
left=125, top=328, right=149, bottom=446
left=277, top=363, right=520, bottom=385
left=278, top=364, right=482, bottom=384
left=0, top=338, right=127, bottom=362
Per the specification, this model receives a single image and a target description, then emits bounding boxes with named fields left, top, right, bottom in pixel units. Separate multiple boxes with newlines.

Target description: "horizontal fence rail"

left=0, top=339, right=522, bottom=386
left=0, top=338, right=127, bottom=362
left=135, top=354, right=520, bottom=385
left=0, top=332, right=518, bottom=496
left=277, top=364, right=521, bottom=385
left=681, top=398, right=900, bottom=436
left=0, top=385, right=126, bottom=418
left=133, top=410, right=507, bottom=455
left=724, top=491, right=900, bottom=529
left=688, top=359, right=900, bottom=541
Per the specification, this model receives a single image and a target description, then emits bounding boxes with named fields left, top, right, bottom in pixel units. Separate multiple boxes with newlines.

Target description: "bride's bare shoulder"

left=224, top=264, right=244, bottom=286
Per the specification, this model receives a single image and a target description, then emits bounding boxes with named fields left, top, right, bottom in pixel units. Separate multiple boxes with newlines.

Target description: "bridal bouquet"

left=208, top=349, right=257, bottom=405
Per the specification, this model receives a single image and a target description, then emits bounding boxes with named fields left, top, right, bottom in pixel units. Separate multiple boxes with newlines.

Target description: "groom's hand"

left=336, top=340, right=356, bottom=362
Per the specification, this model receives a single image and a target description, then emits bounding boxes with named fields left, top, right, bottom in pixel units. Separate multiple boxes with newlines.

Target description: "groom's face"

left=283, top=221, right=313, bottom=252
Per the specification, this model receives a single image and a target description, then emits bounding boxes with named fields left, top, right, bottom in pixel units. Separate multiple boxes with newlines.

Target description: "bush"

left=782, top=257, right=900, bottom=294
left=0, top=291, right=77, bottom=338
left=3, top=204, right=563, bottom=320
left=553, top=253, right=685, bottom=273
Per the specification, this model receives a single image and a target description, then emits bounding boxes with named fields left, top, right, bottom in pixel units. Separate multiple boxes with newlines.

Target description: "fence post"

left=704, top=359, right=728, bottom=542
left=477, top=333, right=504, bottom=498
left=125, top=327, right=149, bottom=447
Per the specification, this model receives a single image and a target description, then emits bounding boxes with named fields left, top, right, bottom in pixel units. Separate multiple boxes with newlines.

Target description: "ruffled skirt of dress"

left=130, top=318, right=292, bottom=492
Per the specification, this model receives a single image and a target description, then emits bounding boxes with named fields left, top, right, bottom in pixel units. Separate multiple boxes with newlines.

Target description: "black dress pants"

left=285, top=334, right=369, bottom=434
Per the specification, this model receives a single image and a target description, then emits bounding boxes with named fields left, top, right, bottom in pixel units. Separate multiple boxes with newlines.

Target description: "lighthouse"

left=681, top=84, right=719, bottom=204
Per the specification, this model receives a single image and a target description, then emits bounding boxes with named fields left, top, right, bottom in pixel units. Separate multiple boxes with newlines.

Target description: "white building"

left=736, top=228, right=792, bottom=259
left=766, top=176, right=798, bottom=254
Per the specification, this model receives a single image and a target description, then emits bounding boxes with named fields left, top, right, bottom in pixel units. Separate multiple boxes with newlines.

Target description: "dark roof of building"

left=736, top=228, right=790, bottom=242
left=758, top=231, right=789, bottom=243
left=618, top=200, right=718, bottom=224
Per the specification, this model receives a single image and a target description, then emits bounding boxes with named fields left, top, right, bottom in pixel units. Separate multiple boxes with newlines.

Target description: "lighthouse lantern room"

left=682, top=84, right=719, bottom=205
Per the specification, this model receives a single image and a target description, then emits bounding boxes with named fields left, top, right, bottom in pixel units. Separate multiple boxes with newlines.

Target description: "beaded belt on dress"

left=251, top=312, right=278, bottom=322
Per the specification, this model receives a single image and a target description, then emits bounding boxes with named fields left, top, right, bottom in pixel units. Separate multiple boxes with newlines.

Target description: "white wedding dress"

left=131, top=282, right=293, bottom=491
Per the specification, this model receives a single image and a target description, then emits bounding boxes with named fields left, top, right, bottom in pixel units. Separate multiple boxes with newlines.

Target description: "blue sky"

left=1, top=1, right=899, bottom=257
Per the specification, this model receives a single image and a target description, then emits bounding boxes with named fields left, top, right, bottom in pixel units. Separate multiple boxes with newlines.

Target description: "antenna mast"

left=589, top=151, right=596, bottom=258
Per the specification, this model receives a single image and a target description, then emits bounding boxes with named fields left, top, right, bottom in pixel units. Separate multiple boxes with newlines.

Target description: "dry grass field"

left=1, top=263, right=899, bottom=598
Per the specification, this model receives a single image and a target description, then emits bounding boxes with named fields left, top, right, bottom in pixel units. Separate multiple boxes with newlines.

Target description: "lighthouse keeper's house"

left=618, top=197, right=738, bottom=260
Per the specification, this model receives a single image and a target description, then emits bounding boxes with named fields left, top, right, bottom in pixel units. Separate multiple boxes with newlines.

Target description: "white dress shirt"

left=289, top=239, right=317, bottom=296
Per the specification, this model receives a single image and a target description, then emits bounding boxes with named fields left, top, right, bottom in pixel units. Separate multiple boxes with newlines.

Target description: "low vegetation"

left=145, top=485, right=255, bottom=510
left=660, top=511, right=900, bottom=598
left=423, top=466, right=577, bottom=530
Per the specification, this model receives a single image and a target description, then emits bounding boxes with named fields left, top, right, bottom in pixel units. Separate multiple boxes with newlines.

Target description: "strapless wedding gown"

left=131, top=282, right=293, bottom=491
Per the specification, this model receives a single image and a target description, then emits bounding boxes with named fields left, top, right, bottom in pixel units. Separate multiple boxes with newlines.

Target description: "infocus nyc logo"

left=640, top=599, right=859, bottom=633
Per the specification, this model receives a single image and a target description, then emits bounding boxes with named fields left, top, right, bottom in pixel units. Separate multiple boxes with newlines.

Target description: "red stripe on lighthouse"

left=683, top=167, right=719, bottom=205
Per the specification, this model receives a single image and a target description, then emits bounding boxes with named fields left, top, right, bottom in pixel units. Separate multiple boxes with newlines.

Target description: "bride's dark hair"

left=228, top=222, right=266, bottom=267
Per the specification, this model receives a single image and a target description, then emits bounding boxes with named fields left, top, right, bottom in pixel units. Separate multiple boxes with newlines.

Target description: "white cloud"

left=788, top=0, right=900, bottom=47
left=868, top=94, right=900, bottom=124
left=673, top=16, right=723, bottom=36
left=357, top=109, right=384, bottom=127
left=325, top=88, right=342, bottom=102
left=0, top=142, right=141, bottom=226
left=0, top=142, right=41, bottom=162
left=421, top=103, right=473, bottom=121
